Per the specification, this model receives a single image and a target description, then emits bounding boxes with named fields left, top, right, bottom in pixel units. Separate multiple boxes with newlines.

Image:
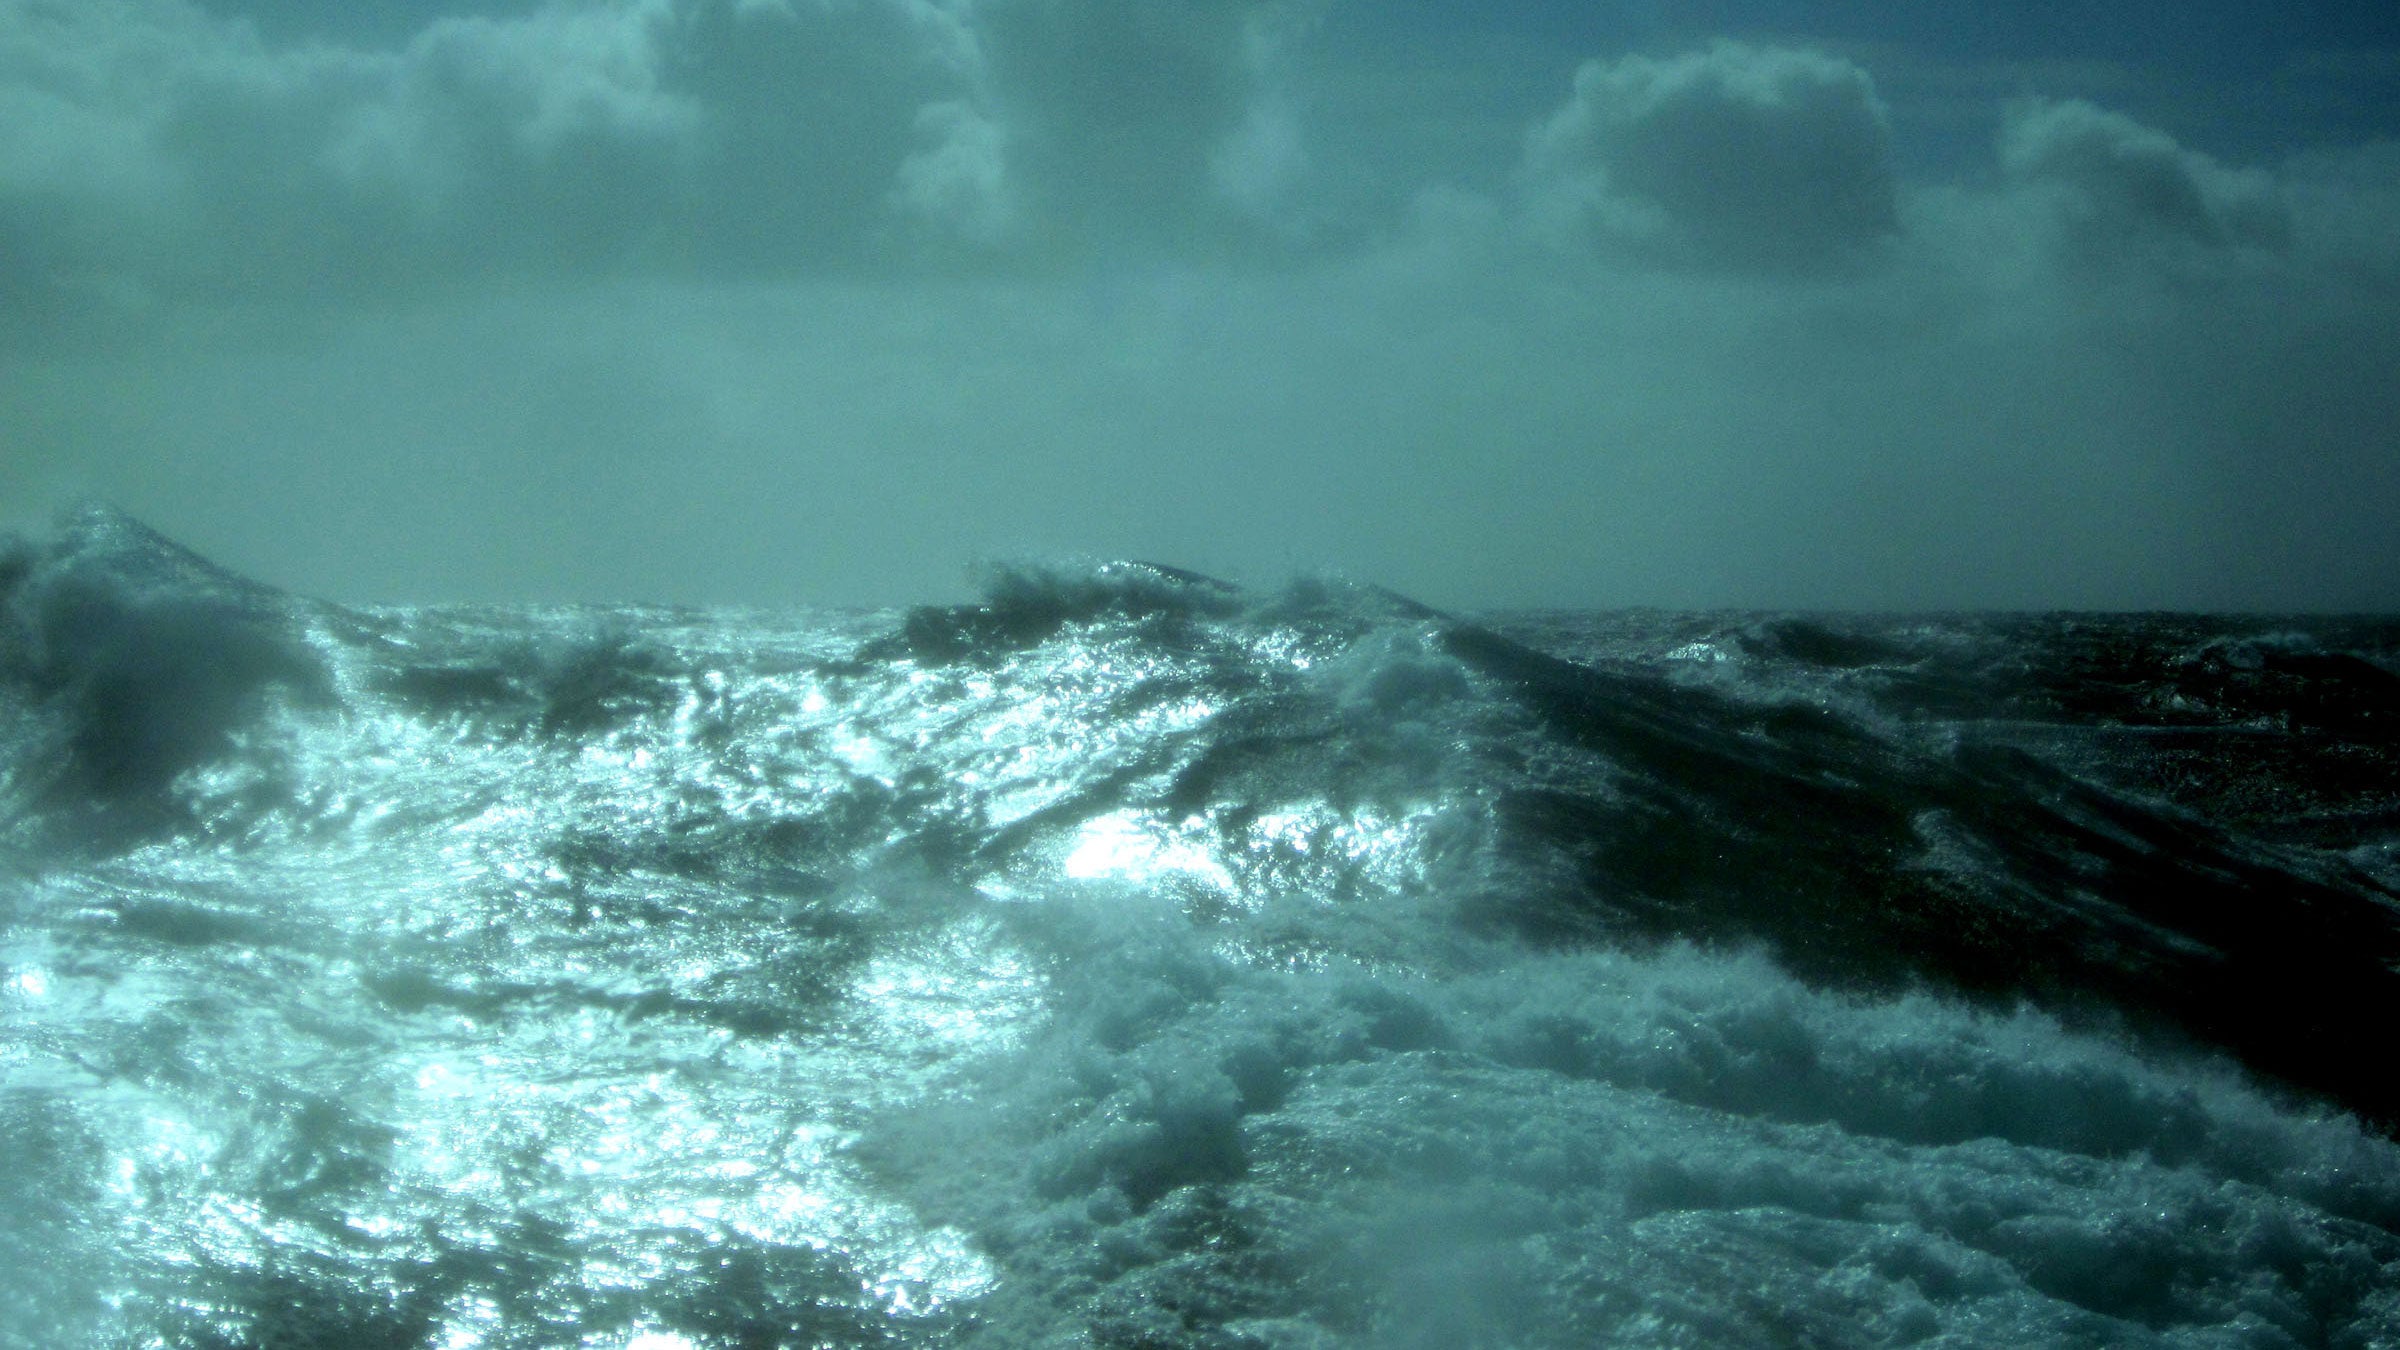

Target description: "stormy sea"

left=4, top=505, right=2398, bottom=1349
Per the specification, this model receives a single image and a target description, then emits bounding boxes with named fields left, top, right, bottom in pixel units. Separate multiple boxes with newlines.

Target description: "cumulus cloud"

left=1, top=0, right=711, bottom=333
left=969, top=0, right=1315, bottom=250
left=662, top=0, right=970, bottom=268
left=1522, top=42, right=1900, bottom=274
left=1999, top=98, right=2292, bottom=266
left=892, top=97, right=1015, bottom=244
left=7, top=10, right=2400, bottom=610
left=0, top=0, right=1310, bottom=338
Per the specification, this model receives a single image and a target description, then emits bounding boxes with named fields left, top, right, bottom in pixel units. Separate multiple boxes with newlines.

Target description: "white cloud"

left=893, top=98, right=1014, bottom=244
left=420, top=1, right=693, bottom=154
left=1522, top=42, right=1900, bottom=274
left=0, top=2, right=188, bottom=200
left=1209, top=94, right=1306, bottom=220
left=0, top=0, right=1318, bottom=333
left=0, top=0, right=723, bottom=328
left=7, top=11, right=2400, bottom=609
left=951, top=0, right=1313, bottom=247
left=1998, top=98, right=2291, bottom=266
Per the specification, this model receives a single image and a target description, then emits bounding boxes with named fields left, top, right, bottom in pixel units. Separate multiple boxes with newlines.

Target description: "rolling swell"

left=5, top=518, right=2397, bottom=1116
left=3, top=512, right=2399, bottom=1346
left=1, top=505, right=332, bottom=850
left=887, top=559, right=2400, bottom=1126
left=1434, top=617, right=2400, bottom=1130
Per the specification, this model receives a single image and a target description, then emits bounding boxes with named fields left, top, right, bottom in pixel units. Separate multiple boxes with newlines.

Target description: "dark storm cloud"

left=1521, top=43, right=1900, bottom=274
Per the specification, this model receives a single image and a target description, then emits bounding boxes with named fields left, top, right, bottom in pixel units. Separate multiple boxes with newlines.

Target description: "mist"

left=6, top=0, right=2398, bottom=609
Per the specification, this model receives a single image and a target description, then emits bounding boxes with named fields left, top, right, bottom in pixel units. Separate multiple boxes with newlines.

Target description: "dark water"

left=4, top=506, right=2398, bottom=1348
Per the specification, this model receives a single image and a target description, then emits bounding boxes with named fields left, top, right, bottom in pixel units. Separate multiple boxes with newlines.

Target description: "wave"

left=1, top=506, right=333, bottom=849
left=2, top=507, right=2396, bottom=1346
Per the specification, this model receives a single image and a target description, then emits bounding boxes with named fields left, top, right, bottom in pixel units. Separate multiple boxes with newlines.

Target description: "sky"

left=4, top=0, right=2399, bottom=609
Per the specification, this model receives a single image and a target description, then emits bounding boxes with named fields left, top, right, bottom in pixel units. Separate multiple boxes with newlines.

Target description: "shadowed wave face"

left=3, top=507, right=2398, bottom=1348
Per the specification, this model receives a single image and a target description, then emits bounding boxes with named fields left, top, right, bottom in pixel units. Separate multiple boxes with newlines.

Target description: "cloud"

left=1522, top=42, right=1901, bottom=274
left=1998, top=98, right=2291, bottom=266
left=963, top=0, right=1315, bottom=250
left=892, top=98, right=1015, bottom=245
left=0, top=0, right=1313, bottom=338
left=1, top=0, right=716, bottom=332
left=7, top=11, right=2400, bottom=610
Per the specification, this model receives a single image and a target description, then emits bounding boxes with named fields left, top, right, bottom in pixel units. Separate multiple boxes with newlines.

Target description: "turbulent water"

left=5, top=507, right=2400, bottom=1349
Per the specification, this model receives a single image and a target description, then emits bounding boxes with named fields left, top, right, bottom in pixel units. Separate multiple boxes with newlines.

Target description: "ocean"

left=3, top=506, right=2397, bottom=1348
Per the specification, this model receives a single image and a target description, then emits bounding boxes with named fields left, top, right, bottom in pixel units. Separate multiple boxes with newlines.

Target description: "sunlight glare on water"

left=2, top=519, right=2397, bottom=1345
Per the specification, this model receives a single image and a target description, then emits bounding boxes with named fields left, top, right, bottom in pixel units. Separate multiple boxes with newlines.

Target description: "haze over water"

left=5, top=0, right=2400, bottom=610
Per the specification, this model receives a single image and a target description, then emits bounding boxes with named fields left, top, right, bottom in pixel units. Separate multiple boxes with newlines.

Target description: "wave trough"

left=3, top=506, right=2398, bottom=1348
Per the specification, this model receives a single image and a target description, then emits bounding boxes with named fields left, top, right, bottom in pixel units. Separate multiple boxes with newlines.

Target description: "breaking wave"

left=3, top=506, right=2397, bottom=1347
